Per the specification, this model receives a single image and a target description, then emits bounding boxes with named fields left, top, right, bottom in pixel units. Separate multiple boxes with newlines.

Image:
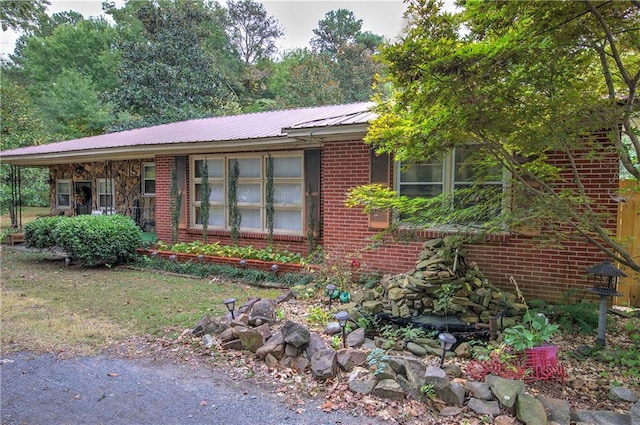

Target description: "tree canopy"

left=226, top=0, right=283, bottom=65
left=350, top=0, right=640, bottom=272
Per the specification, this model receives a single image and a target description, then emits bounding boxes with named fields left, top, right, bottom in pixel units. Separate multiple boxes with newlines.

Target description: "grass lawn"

left=0, top=206, right=50, bottom=231
left=0, top=248, right=281, bottom=355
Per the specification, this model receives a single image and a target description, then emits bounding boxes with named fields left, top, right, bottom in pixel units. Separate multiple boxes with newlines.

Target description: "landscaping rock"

left=248, top=298, right=276, bottom=326
left=454, top=342, right=472, bottom=358
left=464, top=381, right=493, bottom=400
left=305, top=332, right=327, bottom=359
left=221, top=339, right=243, bottom=350
left=406, top=342, right=427, bottom=356
left=374, top=362, right=397, bottom=381
left=486, top=375, right=525, bottom=408
left=439, top=406, right=463, bottom=417
left=609, top=386, right=639, bottom=403
left=310, top=349, right=337, bottom=380
left=325, top=322, right=342, bottom=335
left=468, top=397, right=501, bottom=416
left=337, top=352, right=355, bottom=372
left=202, top=334, right=214, bottom=348
left=631, top=400, right=640, bottom=425
left=280, top=320, right=310, bottom=348
left=516, top=393, right=548, bottom=425
left=192, top=314, right=212, bottom=337
left=255, top=332, right=284, bottom=360
left=435, top=381, right=466, bottom=407
left=424, top=365, right=449, bottom=389
left=537, top=395, right=570, bottom=425
left=235, top=327, right=265, bottom=353
left=443, top=363, right=462, bottom=378
left=346, top=327, right=365, bottom=348
left=372, top=379, right=405, bottom=401
left=572, top=410, right=632, bottom=425
left=337, top=348, right=367, bottom=367
left=349, top=377, right=377, bottom=395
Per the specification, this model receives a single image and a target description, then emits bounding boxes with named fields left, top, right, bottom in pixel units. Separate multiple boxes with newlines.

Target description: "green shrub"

left=553, top=302, right=599, bottom=334
left=53, top=215, right=142, bottom=266
left=24, top=216, right=67, bottom=249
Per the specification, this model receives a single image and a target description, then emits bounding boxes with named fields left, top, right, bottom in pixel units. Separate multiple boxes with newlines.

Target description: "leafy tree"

left=0, top=0, right=49, bottom=32
left=108, top=0, right=239, bottom=129
left=311, top=9, right=363, bottom=58
left=226, top=0, right=283, bottom=66
left=352, top=0, right=640, bottom=272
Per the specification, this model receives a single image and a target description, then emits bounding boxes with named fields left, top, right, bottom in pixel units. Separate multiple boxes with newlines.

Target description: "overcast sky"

left=0, top=0, right=410, bottom=58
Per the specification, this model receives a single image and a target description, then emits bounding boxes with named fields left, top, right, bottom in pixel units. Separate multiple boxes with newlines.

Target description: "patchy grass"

left=0, top=249, right=281, bottom=355
left=1, top=206, right=51, bottom=231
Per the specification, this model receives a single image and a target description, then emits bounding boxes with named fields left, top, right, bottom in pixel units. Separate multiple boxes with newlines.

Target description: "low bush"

left=24, top=216, right=67, bottom=249
left=25, top=215, right=142, bottom=266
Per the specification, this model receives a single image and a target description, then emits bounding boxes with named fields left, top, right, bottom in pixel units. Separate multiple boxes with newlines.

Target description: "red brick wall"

left=321, top=138, right=620, bottom=303
left=156, top=135, right=619, bottom=303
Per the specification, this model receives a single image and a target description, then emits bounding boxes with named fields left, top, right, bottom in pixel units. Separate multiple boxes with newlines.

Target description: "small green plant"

left=331, top=335, right=342, bottom=350
left=419, top=384, right=435, bottom=400
left=397, top=324, right=427, bottom=342
left=553, top=302, right=599, bottom=334
left=306, top=306, right=332, bottom=326
left=276, top=308, right=285, bottom=321
left=502, top=311, right=560, bottom=351
left=366, top=348, right=389, bottom=375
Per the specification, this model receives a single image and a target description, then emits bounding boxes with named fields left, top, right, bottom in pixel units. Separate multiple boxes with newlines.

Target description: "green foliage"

left=420, top=384, right=435, bottom=400
left=25, top=215, right=142, bottom=266
left=306, top=305, right=333, bottom=326
left=503, top=311, right=560, bottom=351
left=365, top=1, right=639, bottom=271
left=169, top=162, right=182, bottom=244
left=265, top=154, right=274, bottom=245
left=0, top=0, right=48, bottom=31
left=366, top=347, right=390, bottom=375
left=228, top=160, right=241, bottom=244
left=331, top=335, right=342, bottom=350
left=553, top=302, right=599, bottom=335
left=396, top=324, right=427, bottom=342
left=24, top=216, right=67, bottom=249
left=199, top=158, right=211, bottom=243
left=156, top=240, right=305, bottom=264
left=226, top=0, right=283, bottom=65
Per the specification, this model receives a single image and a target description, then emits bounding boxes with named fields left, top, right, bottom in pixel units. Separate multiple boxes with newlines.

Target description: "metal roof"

left=2, top=102, right=376, bottom=165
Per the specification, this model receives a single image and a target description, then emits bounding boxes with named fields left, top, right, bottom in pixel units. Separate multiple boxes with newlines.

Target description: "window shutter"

left=369, top=150, right=390, bottom=228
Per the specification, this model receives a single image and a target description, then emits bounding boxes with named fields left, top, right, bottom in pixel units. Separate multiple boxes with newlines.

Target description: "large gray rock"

left=464, top=381, right=493, bottom=400
left=346, top=327, right=365, bottom=348
left=406, top=342, right=427, bottom=356
left=486, top=375, right=525, bottom=408
left=572, top=410, right=632, bottom=425
left=235, top=327, right=265, bottom=353
left=305, top=332, right=327, bottom=359
left=424, top=365, right=449, bottom=389
left=515, top=393, right=547, bottom=425
left=372, top=379, right=405, bottom=401
left=609, top=386, right=639, bottom=403
left=468, top=397, right=501, bottom=416
left=325, top=322, right=342, bottom=335
left=537, top=394, right=570, bottom=425
left=310, top=349, right=337, bottom=380
left=374, top=362, right=397, bottom=381
left=280, top=320, right=310, bottom=348
left=248, top=298, right=276, bottom=325
left=349, top=378, right=377, bottom=395
left=434, top=381, right=465, bottom=407
left=631, top=399, right=640, bottom=425
left=255, top=332, right=284, bottom=360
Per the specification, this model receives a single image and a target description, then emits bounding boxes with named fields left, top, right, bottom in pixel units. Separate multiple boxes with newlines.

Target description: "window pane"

left=400, top=184, right=443, bottom=198
left=195, top=183, right=224, bottom=203
left=57, top=181, right=70, bottom=193
left=195, top=206, right=225, bottom=226
left=401, top=161, right=443, bottom=182
left=273, top=157, right=302, bottom=178
left=237, top=184, right=261, bottom=203
left=239, top=208, right=261, bottom=228
left=274, top=210, right=302, bottom=231
left=195, top=159, right=223, bottom=178
left=274, top=183, right=302, bottom=205
left=144, top=165, right=155, bottom=179
left=233, top=158, right=261, bottom=178
left=58, top=194, right=70, bottom=207
left=144, top=180, right=155, bottom=194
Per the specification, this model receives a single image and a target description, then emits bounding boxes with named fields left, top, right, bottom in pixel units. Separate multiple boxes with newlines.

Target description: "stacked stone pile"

left=377, top=236, right=523, bottom=325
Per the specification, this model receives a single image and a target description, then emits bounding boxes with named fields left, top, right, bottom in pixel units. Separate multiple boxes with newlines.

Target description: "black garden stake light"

left=239, top=259, right=247, bottom=268
left=335, top=311, right=350, bottom=348
left=326, top=284, right=337, bottom=309
left=586, top=259, right=627, bottom=346
left=223, top=297, right=236, bottom=320
left=271, top=264, right=279, bottom=275
left=438, top=332, right=457, bottom=367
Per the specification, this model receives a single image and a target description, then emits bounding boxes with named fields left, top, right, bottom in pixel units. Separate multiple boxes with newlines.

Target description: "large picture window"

left=191, top=153, right=304, bottom=234
left=398, top=147, right=504, bottom=223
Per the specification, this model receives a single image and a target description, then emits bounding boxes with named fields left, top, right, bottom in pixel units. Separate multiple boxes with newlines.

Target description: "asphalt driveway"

left=1, top=352, right=381, bottom=425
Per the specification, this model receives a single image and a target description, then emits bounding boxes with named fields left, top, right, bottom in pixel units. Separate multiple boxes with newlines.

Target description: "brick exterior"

left=153, top=135, right=620, bottom=303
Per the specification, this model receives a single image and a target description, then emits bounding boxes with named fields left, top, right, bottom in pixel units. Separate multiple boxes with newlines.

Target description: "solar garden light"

left=586, top=259, right=627, bottom=346
left=197, top=254, right=204, bottom=264
left=271, top=264, right=279, bottom=275
left=223, top=297, right=236, bottom=320
left=438, top=332, right=457, bottom=367
left=239, top=259, right=247, bottom=268
left=325, top=284, right=337, bottom=309
left=335, top=311, right=350, bottom=348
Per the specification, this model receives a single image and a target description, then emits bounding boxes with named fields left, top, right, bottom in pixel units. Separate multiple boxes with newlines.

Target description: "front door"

left=74, top=181, right=92, bottom=215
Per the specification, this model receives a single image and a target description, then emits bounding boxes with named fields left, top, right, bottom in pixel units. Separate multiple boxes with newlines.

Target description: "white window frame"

left=142, top=163, right=156, bottom=197
left=396, top=147, right=505, bottom=225
left=56, top=179, right=72, bottom=209
left=190, top=153, right=304, bottom=235
left=96, top=178, right=115, bottom=212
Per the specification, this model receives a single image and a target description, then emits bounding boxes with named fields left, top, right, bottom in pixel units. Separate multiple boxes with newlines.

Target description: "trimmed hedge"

left=25, top=214, right=142, bottom=266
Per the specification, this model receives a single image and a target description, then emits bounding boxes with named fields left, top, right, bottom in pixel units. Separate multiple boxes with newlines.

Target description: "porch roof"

left=2, top=102, right=376, bottom=166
